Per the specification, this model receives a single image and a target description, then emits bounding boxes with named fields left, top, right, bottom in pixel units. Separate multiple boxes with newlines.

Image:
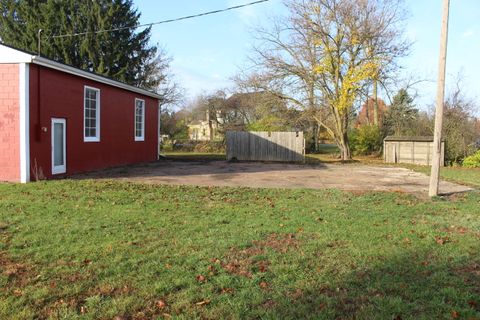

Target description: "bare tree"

left=442, top=79, right=478, bottom=163
left=244, top=0, right=409, bottom=159
left=153, top=47, right=185, bottom=107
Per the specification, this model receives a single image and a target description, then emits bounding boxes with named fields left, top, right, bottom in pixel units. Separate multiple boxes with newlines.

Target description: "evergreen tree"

left=0, top=0, right=162, bottom=90
left=383, top=89, right=418, bottom=136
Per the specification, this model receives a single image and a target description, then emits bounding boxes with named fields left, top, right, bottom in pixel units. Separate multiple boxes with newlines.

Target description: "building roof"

left=188, top=120, right=204, bottom=126
left=0, top=43, right=162, bottom=100
left=384, top=136, right=445, bottom=142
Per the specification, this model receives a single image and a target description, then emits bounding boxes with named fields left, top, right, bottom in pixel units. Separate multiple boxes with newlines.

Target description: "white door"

left=51, top=118, right=66, bottom=175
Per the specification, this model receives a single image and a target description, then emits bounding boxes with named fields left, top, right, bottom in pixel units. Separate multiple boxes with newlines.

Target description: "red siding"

left=29, top=64, right=158, bottom=179
left=0, top=64, right=20, bottom=182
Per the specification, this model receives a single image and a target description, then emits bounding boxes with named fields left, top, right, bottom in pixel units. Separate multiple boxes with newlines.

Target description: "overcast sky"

left=134, top=0, right=480, bottom=111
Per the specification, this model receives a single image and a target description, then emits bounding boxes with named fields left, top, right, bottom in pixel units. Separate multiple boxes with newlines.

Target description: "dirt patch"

left=74, top=160, right=473, bottom=196
left=454, top=262, right=480, bottom=280
left=213, top=233, right=299, bottom=278
left=0, top=230, right=37, bottom=292
left=0, top=254, right=35, bottom=291
left=453, top=261, right=480, bottom=298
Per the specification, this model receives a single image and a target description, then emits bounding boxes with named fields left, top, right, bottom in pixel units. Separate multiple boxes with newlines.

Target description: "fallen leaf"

left=259, top=281, right=269, bottom=289
left=451, top=310, right=459, bottom=318
left=468, top=300, right=478, bottom=309
left=196, top=275, right=206, bottom=283
left=156, top=299, right=167, bottom=309
left=435, top=236, right=451, bottom=245
left=195, top=299, right=210, bottom=306
left=220, top=288, right=234, bottom=294
left=290, top=289, right=303, bottom=300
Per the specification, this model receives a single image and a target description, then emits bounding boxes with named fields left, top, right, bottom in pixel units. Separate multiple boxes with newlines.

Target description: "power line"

left=50, top=0, right=270, bottom=39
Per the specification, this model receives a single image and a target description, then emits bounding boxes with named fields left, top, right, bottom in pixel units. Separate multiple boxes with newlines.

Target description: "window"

left=84, top=86, right=100, bottom=142
left=135, top=99, right=145, bottom=141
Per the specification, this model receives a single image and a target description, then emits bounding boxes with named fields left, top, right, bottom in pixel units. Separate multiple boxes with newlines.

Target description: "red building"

left=0, top=44, right=162, bottom=183
left=356, top=97, right=388, bottom=127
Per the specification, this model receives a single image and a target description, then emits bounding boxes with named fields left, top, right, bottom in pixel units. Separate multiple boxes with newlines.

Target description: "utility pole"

left=429, top=0, right=450, bottom=197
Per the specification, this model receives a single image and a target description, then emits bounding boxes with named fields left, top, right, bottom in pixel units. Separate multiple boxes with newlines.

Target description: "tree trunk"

left=339, top=131, right=352, bottom=161
left=373, top=80, right=379, bottom=126
left=208, top=110, right=214, bottom=141
left=209, top=120, right=214, bottom=141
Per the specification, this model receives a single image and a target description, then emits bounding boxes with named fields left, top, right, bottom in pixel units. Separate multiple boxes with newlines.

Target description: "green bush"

left=350, top=125, right=382, bottom=156
left=463, top=150, right=480, bottom=168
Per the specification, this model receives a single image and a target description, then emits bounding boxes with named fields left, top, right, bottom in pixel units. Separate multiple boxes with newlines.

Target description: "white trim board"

left=19, top=63, right=30, bottom=183
left=0, top=45, right=32, bottom=63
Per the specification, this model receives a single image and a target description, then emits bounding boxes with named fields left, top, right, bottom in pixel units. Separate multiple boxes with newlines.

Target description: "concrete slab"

left=73, top=160, right=473, bottom=196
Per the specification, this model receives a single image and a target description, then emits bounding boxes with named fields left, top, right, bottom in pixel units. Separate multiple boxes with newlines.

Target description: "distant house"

left=186, top=91, right=288, bottom=141
left=0, top=43, right=162, bottom=182
left=356, top=97, right=388, bottom=127
left=187, top=110, right=223, bottom=141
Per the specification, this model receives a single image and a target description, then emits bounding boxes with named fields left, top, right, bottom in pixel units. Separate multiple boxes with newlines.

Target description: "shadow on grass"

left=261, top=247, right=480, bottom=319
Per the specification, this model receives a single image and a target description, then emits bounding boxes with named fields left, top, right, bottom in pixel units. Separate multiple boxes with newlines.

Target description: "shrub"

left=350, top=125, right=382, bottom=156
left=463, top=150, right=480, bottom=168
left=193, top=141, right=225, bottom=153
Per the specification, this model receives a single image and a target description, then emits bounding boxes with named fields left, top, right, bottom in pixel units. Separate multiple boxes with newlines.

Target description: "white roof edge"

left=0, top=44, right=33, bottom=63
left=32, top=57, right=162, bottom=100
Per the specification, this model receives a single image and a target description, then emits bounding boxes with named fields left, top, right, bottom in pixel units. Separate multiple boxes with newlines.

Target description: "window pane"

left=53, top=123, right=64, bottom=166
left=84, top=88, right=99, bottom=139
left=135, top=100, right=144, bottom=138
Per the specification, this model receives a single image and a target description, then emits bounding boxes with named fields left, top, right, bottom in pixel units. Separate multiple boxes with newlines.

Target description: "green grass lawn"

left=1, top=181, right=479, bottom=319
left=399, top=165, right=480, bottom=189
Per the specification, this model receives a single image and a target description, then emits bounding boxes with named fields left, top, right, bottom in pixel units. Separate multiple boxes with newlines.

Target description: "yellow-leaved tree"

left=242, top=0, right=409, bottom=160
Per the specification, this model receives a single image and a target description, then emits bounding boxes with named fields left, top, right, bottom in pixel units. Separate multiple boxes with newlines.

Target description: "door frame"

left=51, top=118, right=67, bottom=175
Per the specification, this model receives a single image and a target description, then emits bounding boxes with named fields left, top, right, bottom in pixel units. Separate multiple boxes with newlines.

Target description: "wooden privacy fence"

left=226, top=131, right=305, bottom=162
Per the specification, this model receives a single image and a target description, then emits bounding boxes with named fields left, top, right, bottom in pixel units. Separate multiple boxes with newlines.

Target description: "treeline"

left=162, top=84, right=479, bottom=165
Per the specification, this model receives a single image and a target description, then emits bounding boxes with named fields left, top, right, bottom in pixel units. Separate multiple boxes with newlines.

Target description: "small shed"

left=383, top=136, right=445, bottom=166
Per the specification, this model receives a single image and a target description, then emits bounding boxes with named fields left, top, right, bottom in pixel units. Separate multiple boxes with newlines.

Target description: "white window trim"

left=84, top=86, right=101, bottom=142
left=135, top=98, right=145, bottom=141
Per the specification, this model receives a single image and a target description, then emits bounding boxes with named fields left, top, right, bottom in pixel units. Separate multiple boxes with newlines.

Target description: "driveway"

left=74, top=160, right=472, bottom=195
